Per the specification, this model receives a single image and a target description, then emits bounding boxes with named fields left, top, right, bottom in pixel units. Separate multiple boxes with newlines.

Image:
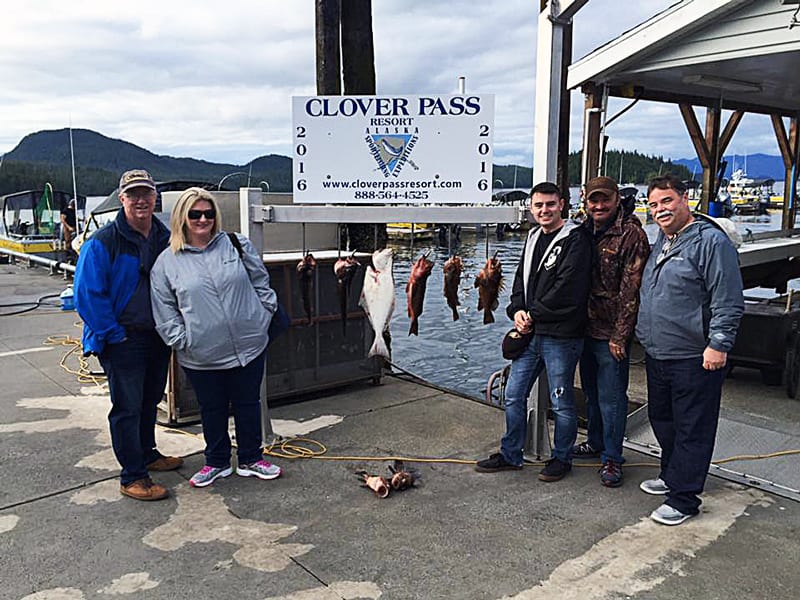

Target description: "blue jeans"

left=645, top=355, right=726, bottom=515
left=500, top=335, right=583, bottom=465
left=578, top=338, right=631, bottom=464
left=183, top=350, right=266, bottom=468
left=99, top=331, right=171, bottom=485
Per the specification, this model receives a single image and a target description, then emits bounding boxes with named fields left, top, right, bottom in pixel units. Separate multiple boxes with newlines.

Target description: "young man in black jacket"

left=477, top=181, right=592, bottom=481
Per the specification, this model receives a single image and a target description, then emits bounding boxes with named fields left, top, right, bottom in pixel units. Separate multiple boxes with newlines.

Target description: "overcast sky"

left=0, top=0, right=783, bottom=168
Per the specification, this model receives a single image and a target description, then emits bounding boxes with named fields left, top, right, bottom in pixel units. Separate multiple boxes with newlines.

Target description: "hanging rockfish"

left=296, top=253, right=317, bottom=326
left=474, top=252, right=503, bottom=324
left=406, top=252, right=434, bottom=336
left=359, top=248, right=395, bottom=358
left=334, top=252, right=361, bottom=334
left=442, top=255, right=463, bottom=321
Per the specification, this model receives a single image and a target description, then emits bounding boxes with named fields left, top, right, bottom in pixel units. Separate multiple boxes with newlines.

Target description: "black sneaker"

left=572, top=441, right=601, bottom=458
left=600, top=460, right=623, bottom=487
left=538, top=457, right=572, bottom=482
left=475, top=452, right=522, bottom=473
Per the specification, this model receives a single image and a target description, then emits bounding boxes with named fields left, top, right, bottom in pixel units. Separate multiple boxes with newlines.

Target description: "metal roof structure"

left=567, top=0, right=800, bottom=115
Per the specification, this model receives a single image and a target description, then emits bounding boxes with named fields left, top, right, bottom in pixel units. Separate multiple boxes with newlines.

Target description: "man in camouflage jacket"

left=575, top=176, right=650, bottom=487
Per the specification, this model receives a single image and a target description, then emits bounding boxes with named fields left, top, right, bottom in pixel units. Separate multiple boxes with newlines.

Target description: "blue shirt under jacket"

left=74, top=209, right=170, bottom=355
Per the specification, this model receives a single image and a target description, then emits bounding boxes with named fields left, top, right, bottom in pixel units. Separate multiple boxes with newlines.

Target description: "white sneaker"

left=639, top=477, right=670, bottom=495
left=650, top=503, right=694, bottom=526
left=236, top=460, right=282, bottom=480
left=189, top=465, right=232, bottom=488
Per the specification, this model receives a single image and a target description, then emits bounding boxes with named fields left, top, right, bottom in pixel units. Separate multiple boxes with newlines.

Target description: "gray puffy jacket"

left=635, top=218, right=744, bottom=359
left=150, top=232, right=277, bottom=370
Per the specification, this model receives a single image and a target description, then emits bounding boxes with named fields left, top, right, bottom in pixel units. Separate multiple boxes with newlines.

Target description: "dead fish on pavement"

left=387, top=460, right=418, bottom=491
left=355, top=470, right=390, bottom=498
left=474, top=252, right=503, bottom=324
left=296, top=252, right=317, bottom=326
left=406, top=252, right=434, bottom=336
left=359, top=248, right=395, bottom=359
left=443, top=255, right=464, bottom=321
left=334, top=252, right=361, bottom=334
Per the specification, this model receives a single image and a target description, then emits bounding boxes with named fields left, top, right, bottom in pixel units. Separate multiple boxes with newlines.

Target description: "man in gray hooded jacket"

left=636, top=173, right=744, bottom=526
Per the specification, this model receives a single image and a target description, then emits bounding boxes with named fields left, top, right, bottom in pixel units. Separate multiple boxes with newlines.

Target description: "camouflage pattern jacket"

left=584, top=209, right=650, bottom=346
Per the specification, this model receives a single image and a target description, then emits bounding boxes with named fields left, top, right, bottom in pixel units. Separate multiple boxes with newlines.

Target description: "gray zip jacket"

left=150, top=231, right=277, bottom=370
left=635, top=218, right=744, bottom=359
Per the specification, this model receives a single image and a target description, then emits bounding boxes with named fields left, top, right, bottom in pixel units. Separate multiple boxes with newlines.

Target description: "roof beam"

left=567, top=0, right=752, bottom=90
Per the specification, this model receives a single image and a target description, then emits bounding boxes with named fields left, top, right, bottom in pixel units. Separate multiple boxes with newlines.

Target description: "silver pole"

left=69, top=125, right=80, bottom=236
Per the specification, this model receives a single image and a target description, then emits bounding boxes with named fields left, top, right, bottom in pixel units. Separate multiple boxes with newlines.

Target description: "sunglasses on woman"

left=187, top=208, right=216, bottom=220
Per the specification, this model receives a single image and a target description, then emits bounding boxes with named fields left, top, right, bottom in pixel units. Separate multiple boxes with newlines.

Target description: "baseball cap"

left=585, top=176, right=619, bottom=199
left=119, top=169, right=156, bottom=195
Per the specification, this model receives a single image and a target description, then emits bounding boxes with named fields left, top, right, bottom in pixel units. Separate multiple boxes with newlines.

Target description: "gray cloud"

left=0, top=0, right=778, bottom=168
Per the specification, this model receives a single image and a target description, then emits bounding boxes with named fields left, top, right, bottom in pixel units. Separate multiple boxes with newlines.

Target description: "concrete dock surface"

left=1, top=263, right=799, bottom=600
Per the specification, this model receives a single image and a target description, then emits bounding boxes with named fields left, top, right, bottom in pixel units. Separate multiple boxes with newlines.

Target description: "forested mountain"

left=1, top=129, right=696, bottom=197
left=1, top=129, right=291, bottom=196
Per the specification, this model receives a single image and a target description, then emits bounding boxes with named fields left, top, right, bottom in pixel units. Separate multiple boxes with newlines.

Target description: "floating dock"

left=2, top=264, right=799, bottom=599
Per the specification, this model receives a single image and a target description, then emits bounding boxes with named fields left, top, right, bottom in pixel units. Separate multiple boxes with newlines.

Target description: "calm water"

left=386, top=194, right=793, bottom=399
left=387, top=233, right=526, bottom=400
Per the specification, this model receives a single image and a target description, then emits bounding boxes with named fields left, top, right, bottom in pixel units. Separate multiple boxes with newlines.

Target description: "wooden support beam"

left=581, top=84, right=603, bottom=184
left=679, top=104, right=711, bottom=167
left=557, top=20, right=573, bottom=215
left=315, top=0, right=341, bottom=95
left=341, top=0, right=376, bottom=95
left=772, top=115, right=799, bottom=230
left=719, top=110, right=744, bottom=157
left=702, top=106, right=721, bottom=212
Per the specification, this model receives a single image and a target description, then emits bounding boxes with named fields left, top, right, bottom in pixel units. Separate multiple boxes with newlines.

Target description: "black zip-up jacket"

left=506, top=221, right=592, bottom=338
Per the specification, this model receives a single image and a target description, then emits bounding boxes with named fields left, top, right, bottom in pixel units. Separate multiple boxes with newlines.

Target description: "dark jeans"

left=645, top=354, right=726, bottom=515
left=579, top=338, right=631, bottom=464
left=99, top=331, right=171, bottom=485
left=183, top=350, right=266, bottom=468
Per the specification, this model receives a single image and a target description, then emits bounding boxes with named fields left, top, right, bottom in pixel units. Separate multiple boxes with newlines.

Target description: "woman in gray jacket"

left=150, top=188, right=282, bottom=487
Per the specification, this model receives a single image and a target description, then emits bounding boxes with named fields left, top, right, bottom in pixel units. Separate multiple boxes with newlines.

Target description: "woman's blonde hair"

left=169, top=187, right=222, bottom=253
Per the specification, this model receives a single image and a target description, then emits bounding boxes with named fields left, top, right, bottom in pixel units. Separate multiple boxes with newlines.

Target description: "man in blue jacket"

left=636, top=173, right=744, bottom=525
left=75, top=169, right=183, bottom=501
left=476, top=181, right=592, bottom=481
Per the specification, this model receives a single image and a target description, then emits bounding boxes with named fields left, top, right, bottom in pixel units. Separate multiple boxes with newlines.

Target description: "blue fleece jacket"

left=74, top=209, right=170, bottom=355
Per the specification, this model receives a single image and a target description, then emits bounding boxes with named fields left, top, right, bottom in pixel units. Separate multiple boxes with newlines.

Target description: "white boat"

left=0, top=185, right=85, bottom=261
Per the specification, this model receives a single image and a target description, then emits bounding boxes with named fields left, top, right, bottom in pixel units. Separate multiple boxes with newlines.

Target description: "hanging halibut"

left=359, top=248, right=395, bottom=358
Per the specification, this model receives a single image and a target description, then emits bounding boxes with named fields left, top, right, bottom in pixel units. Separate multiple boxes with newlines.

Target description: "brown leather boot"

left=146, top=455, right=184, bottom=471
left=120, top=478, right=169, bottom=501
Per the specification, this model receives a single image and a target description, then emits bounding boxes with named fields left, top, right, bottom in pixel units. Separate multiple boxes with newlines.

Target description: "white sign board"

left=291, top=94, right=495, bottom=204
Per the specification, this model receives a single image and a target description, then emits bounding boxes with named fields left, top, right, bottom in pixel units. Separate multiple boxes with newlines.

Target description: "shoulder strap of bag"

left=228, top=232, right=244, bottom=260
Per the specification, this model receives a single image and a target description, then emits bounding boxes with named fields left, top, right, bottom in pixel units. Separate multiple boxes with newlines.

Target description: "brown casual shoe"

left=146, top=455, right=184, bottom=471
left=120, top=478, right=169, bottom=501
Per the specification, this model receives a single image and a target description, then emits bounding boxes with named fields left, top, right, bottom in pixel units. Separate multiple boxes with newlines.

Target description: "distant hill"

left=674, top=153, right=785, bottom=181
left=1, top=128, right=699, bottom=197
left=1, top=128, right=292, bottom=195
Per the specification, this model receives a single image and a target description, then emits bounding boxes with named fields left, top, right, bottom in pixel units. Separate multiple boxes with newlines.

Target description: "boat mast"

left=69, top=125, right=80, bottom=237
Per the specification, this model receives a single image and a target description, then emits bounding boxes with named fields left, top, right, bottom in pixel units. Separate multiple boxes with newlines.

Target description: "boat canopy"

left=90, top=180, right=216, bottom=216
left=2, top=189, right=86, bottom=212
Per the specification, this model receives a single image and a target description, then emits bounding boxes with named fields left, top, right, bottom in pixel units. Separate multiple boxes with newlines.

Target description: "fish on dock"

left=359, top=248, right=395, bottom=359
left=334, top=252, right=361, bottom=334
left=474, top=252, right=503, bottom=324
left=443, top=255, right=463, bottom=321
left=296, top=252, right=317, bottom=326
left=406, top=252, right=434, bottom=336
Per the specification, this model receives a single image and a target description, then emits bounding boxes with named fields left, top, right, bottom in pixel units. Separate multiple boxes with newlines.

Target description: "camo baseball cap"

left=119, top=169, right=156, bottom=195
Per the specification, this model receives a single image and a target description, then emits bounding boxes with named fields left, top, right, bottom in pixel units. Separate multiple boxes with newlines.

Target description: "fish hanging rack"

left=250, top=204, right=523, bottom=225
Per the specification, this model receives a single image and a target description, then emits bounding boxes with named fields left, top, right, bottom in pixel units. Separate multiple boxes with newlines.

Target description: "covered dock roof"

left=562, top=0, right=800, bottom=228
left=567, top=0, right=800, bottom=115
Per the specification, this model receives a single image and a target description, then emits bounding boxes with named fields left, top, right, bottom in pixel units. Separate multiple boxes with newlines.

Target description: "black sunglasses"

left=187, top=208, right=216, bottom=220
